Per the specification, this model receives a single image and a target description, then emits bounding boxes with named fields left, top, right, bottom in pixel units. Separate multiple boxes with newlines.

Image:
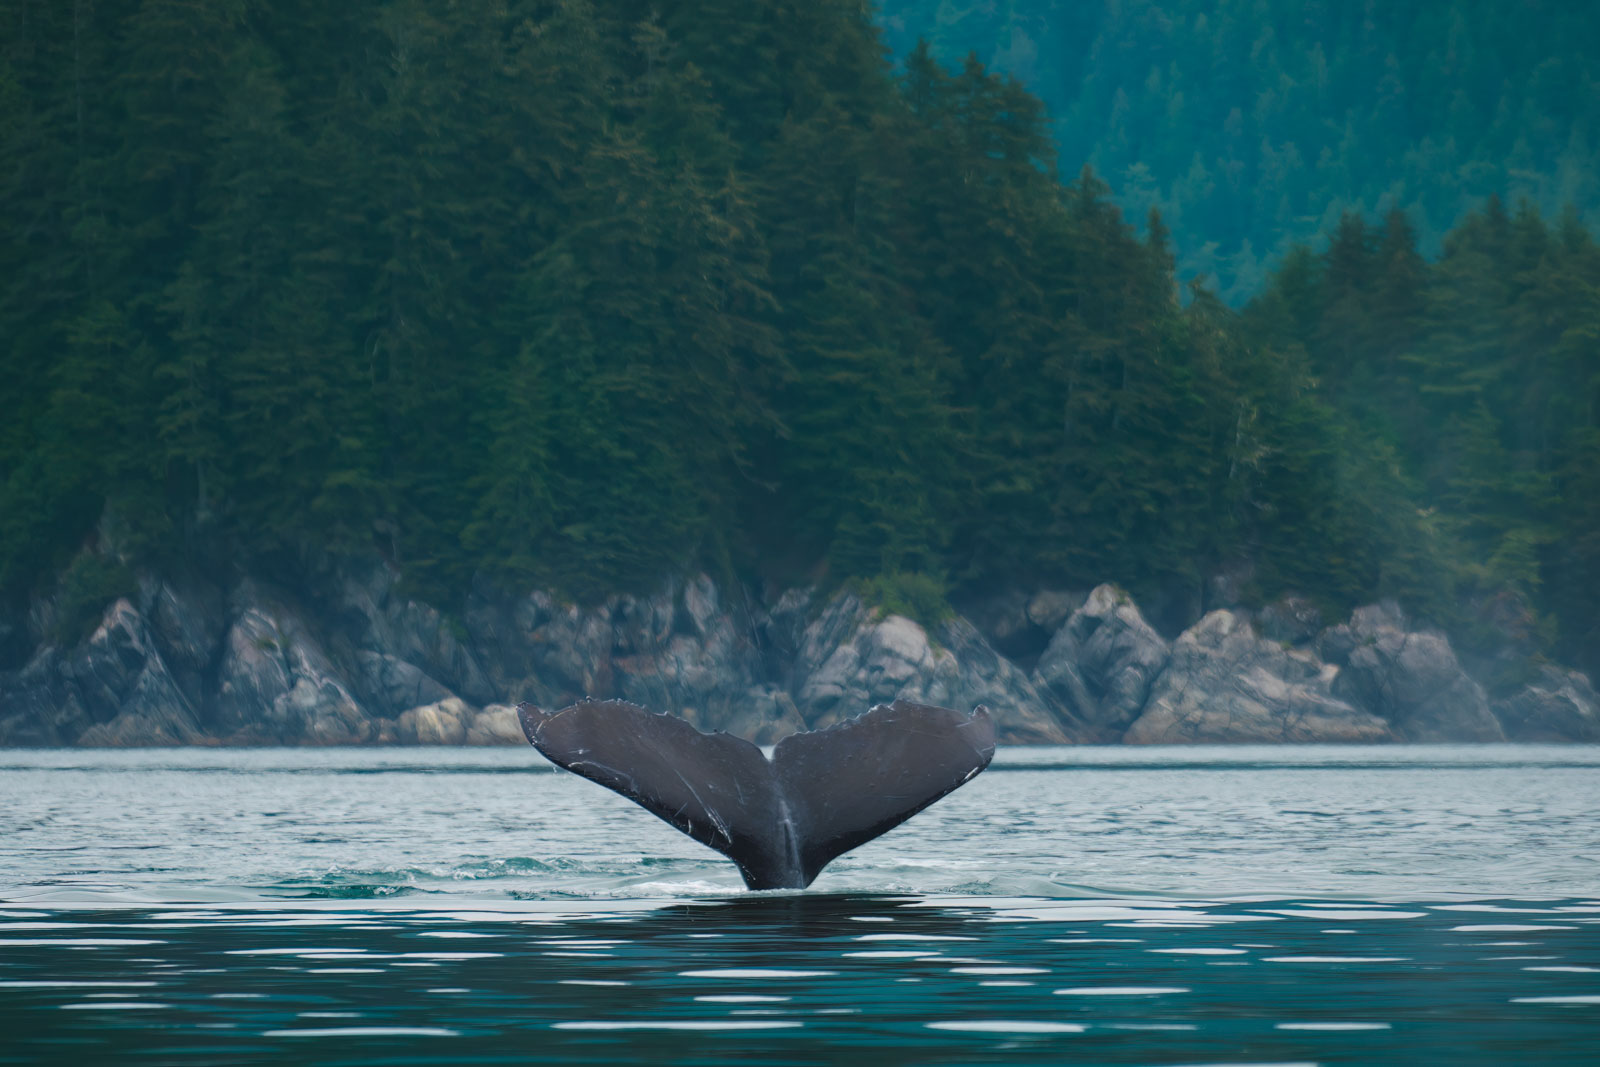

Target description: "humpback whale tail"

left=516, top=699, right=996, bottom=890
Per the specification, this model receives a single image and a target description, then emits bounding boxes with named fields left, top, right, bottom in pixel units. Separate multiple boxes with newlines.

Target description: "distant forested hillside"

left=1, top=0, right=1596, bottom=681
left=877, top=0, right=1600, bottom=300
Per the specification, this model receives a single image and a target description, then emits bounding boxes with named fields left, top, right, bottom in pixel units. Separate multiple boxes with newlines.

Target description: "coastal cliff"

left=2, top=562, right=1594, bottom=747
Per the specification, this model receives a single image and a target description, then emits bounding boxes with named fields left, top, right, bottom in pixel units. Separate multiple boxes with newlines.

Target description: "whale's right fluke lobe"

left=517, top=698, right=996, bottom=890
left=774, top=701, right=996, bottom=887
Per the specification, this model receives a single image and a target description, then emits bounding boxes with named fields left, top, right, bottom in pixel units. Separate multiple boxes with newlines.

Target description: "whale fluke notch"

left=517, top=699, right=996, bottom=890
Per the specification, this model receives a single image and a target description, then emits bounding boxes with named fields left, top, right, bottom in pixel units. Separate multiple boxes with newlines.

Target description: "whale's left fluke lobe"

left=516, top=699, right=995, bottom=890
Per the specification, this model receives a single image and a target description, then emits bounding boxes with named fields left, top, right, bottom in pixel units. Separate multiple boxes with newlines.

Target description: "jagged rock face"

left=1493, top=666, right=1600, bottom=741
left=922, top=618, right=1072, bottom=743
left=0, top=599, right=203, bottom=746
left=141, top=575, right=227, bottom=710
left=334, top=562, right=496, bottom=705
left=1033, top=584, right=1171, bottom=742
left=6, top=560, right=1598, bottom=748
left=213, top=589, right=371, bottom=744
left=1123, top=610, right=1391, bottom=744
left=1320, top=605, right=1505, bottom=742
left=468, top=575, right=790, bottom=741
left=791, top=593, right=1071, bottom=743
left=352, top=651, right=455, bottom=718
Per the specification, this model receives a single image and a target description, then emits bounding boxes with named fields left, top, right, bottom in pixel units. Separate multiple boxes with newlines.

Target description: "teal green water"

left=2, top=746, right=1597, bottom=1063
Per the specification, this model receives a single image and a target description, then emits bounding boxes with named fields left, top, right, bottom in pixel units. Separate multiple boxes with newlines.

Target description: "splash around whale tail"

left=516, top=699, right=996, bottom=890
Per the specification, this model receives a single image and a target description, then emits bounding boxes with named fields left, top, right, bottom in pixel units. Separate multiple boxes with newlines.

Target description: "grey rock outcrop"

left=9, top=552, right=1600, bottom=747
left=353, top=651, right=455, bottom=718
left=1123, top=610, right=1390, bottom=744
left=469, top=575, right=798, bottom=741
left=1493, top=666, right=1600, bottom=741
left=141, top=575, right=228, bottom=710
left=213, top=587, right=372, bottom=744
left=1319, top=604, right=1505, bottom=741
left=791, top=592, right=1071, bottom=743
left=1033, top=584, right=1171, bottom=741
left=0, top=598, right=203, bottom=746
left=333, top=562, right=495, bottom=705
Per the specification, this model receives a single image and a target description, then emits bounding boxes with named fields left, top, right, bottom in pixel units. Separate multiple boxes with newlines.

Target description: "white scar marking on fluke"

left=775, top=792, right=800, bottom=877
left=673, top=767, right=731, bottom=845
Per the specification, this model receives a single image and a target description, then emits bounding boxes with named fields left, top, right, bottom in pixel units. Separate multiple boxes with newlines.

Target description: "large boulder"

left=1032, top=584, right=1171, bottom=741
left=1123, top=610, right=1391, bottom=744
left=1493, top=666, right=1600, bottom=741
left=213, top=585, right=372, bottom=744
left=792, top=592, right=1071, bottom=743
left=1319, top=604, right=1505, bottom=741
left=466, top=703, right=528, bottom=745
left=396, top=697, right=471, bottom=744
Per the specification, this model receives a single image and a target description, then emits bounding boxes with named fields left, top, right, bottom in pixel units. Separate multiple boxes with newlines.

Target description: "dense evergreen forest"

left=1, top=0, right=1596, bottom=682
left=877, top=0, right=1600, bottom=301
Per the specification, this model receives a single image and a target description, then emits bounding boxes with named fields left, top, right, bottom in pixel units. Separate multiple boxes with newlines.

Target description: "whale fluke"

left=517, top=699, right=995, bottom=890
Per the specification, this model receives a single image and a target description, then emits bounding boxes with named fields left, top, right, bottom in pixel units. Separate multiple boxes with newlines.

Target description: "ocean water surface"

left=1, top=744, right=1596, bottom=1063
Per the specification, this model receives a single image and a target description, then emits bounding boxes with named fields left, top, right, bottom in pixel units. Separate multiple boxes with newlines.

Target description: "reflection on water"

left=1, top=895, right=1597, bottom=1064
left=2, top=745, right=1598, bottom=1061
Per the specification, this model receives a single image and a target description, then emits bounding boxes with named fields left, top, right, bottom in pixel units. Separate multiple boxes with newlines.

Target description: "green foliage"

left=0, top=0, right=1593, bottom=684
left=851, top=572, right=954, bottom=629
left=1245, top=198, right=1600, bottom=673
left=876, top=0, right=1600, bottom=301
left=51, top=554, right=137, bottom=646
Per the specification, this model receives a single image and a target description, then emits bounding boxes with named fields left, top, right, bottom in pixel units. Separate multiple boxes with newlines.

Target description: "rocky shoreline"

left=1, top=563, right=1596, bottom=746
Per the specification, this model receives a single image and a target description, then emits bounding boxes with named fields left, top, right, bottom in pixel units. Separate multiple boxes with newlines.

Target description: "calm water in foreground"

left=1, top=744, right=1596, bottom=1064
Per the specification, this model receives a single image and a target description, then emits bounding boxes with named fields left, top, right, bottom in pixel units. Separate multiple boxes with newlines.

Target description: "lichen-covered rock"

left=1320, top=604, right=1505, bottom=742
left=1493, top=666, right=1600, bottom=741
left=213, top=586, right=371, bottom=744
left=1033, top=584, right=1171, bottom=741
left=1123, top=610, right=1390, bottom=744
left=612, top=580, right=762, bottom=731
left=0, top=650, right=73, bottom=745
